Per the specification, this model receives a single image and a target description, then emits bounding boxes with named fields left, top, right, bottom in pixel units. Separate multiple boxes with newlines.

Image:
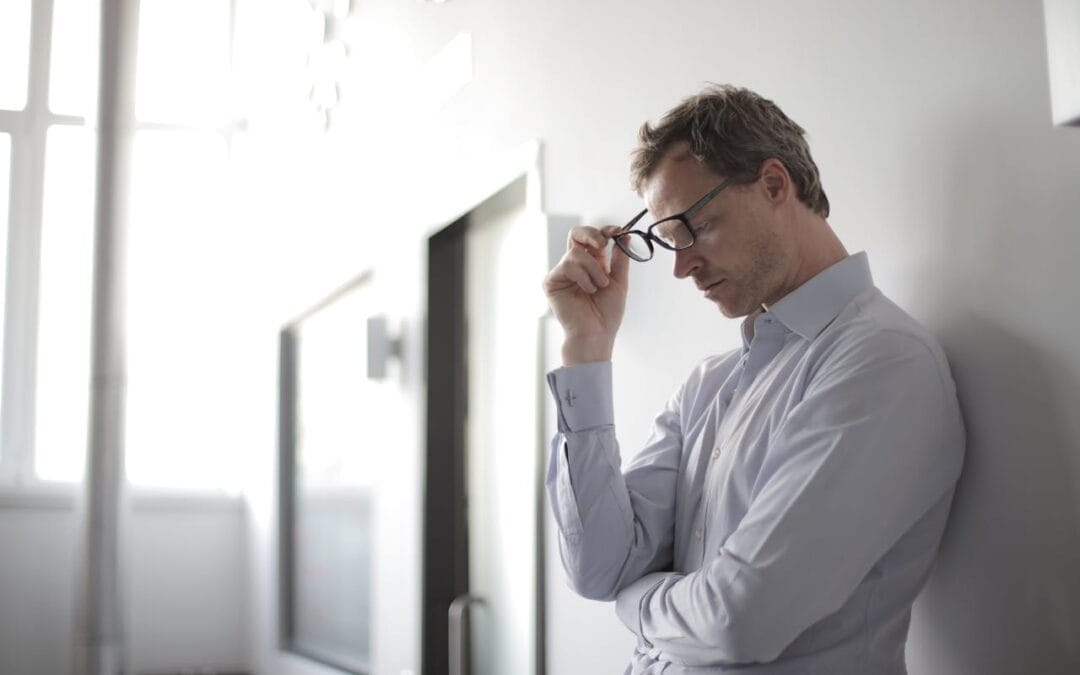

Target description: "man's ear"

left=759, top=158, right=791, bottom=206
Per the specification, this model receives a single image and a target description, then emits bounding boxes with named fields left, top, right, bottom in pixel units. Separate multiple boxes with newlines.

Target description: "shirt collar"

left=751, top=251, right=874, bottom=342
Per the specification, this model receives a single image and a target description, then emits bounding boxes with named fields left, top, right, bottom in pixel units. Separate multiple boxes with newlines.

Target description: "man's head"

left=628, top=85, right=841, bottom=318
left=630, top=84, right=829, bottom=216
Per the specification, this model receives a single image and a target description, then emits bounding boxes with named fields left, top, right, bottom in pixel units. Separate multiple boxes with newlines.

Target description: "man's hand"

left=543, top=225, right=630, bottom=365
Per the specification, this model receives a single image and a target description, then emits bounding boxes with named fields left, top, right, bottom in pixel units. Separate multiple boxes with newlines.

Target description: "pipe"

left=75, top=0, right=138, bottom=673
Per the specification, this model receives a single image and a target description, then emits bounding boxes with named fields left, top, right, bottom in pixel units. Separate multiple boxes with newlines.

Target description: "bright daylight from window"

left=34, top=126, right=95, bottom=482
left=0, top=0, right=32, bottom=111
left=121, top=0, right=247, bottom=491
left=2, top=0, right=248, bottom=491
left=49, top=0, right=102, bottom=118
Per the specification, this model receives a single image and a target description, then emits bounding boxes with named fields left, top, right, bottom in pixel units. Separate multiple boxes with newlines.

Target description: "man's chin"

left=714, top=300, right=746, bottom=319
left=700, top=282, right=755, bottom=318
left=711, top=295, right=757, bottom=319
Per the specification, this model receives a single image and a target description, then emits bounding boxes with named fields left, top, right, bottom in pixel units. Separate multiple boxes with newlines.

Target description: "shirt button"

left=711, top=448, right=720, bottom=460
left=694, top=529, right=703, bottom=540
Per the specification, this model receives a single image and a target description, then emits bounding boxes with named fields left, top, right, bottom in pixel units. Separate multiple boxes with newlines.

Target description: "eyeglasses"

left=614, top=174, right=749, bottom=262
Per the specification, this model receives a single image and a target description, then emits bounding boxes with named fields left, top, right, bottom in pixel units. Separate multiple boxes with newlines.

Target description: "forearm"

left=547, top=429, right=639, bottom=600
left=546, top=362, right=680, bottom=600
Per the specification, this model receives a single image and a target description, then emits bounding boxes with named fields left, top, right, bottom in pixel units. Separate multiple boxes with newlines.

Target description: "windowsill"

left=0, top=482, right=79, bottom=510
left=0, top=482, right=245, bottom=513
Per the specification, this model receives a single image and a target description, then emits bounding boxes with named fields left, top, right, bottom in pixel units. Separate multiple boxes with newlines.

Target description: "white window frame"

left=0, top=0, right=76, bottom=489
left=0, top=0, right=245, bottom=497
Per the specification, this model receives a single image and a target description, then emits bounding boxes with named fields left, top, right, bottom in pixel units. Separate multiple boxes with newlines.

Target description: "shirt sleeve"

left=546, top=361, right=685, bottom=601
left=614, top=331, right=965, bottom=666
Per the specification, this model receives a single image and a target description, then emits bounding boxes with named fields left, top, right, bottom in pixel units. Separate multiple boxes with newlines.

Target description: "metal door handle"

left=449, top=594, right=485, bottom=675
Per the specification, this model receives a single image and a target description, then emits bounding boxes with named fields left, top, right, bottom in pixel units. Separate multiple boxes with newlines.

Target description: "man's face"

left=641, top=149, right=791, bottom=318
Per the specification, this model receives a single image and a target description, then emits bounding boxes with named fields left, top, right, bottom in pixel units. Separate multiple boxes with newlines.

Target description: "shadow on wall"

left=912, top=313, right=1080, bottom=674
left=902, top=107, right=1080, bottom=674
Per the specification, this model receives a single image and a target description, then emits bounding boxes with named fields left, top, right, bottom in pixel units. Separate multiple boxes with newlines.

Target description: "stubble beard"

left=713, top=233, right=787, bottom=319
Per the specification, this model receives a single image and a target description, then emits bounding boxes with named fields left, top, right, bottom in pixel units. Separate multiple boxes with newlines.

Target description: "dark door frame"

left=421, top=215, right=470, bottom=675
left=421, top=185, right=551, bottom=675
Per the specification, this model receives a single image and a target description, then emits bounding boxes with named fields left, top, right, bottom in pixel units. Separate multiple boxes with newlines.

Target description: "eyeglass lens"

left=653, top=217, right=694, bottom=250
left=616, top=231, right=652, bottom=261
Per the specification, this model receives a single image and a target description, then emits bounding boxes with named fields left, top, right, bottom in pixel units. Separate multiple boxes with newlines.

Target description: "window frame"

left=0, top=0, right=67, bottom=489
left=0, top=0, right=245, bottom=494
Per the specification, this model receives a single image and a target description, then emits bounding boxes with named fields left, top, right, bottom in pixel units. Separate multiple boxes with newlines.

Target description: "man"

left=542, top=85, right=965, bottom=674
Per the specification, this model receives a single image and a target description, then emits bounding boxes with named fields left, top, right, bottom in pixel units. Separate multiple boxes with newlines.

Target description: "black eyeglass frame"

left=615, top=174, right=751, bottom=262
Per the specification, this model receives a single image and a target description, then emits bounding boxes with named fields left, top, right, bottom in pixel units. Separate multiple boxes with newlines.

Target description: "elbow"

left=558, top=535, right=631, bottom=602
left=692, top=577, right=792, bottom=665
left=719, top=626, right=787, bottom=665
left=567, top=575, right=618, bottom=602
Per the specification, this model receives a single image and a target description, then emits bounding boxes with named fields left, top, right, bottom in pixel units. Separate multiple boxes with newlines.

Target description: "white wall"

left=0, top=494, right=249, bottom=675
left=241, top=0, right=1080, bottom=673
left=0, top=502, right=80, bottom=675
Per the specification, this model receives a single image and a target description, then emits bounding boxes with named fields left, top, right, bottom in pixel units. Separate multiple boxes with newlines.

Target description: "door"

left=422, top=175, right=547, bottom=675
left=462, top=176, right=547, bottom=675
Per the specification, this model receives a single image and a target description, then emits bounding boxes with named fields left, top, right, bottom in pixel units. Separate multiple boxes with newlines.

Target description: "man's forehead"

left=642, top=149, right=724, bottom=216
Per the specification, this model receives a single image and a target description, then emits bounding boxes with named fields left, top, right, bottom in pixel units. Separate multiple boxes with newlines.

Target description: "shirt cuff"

left=546, top=361, right=614, bottom=432
left=616, top=572, right=670, bottom=648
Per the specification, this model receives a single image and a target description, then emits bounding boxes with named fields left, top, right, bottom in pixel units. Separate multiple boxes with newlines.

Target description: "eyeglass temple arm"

left=620, top=209, right=649, bottom=233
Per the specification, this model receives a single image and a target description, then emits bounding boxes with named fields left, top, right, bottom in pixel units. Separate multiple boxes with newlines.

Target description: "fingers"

left=546, top=224, right=629, bottom=295
left=563, top=247, right=611, bottom=292
left=562, top=261, right=601, bottom=294
left=567, top=225, right=609, bottom=252
left=545, top=246, right=612, bottom=295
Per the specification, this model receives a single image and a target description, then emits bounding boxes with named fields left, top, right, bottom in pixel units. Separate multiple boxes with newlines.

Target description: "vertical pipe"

left=76, top=0, right=138, bottom=673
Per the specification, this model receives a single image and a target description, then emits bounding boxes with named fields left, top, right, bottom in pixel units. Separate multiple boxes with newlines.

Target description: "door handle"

left=448, top=594, right=485, bottom=675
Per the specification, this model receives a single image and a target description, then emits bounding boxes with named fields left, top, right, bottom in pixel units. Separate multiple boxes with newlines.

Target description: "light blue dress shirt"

left=545, top=252, right=965, bottom=674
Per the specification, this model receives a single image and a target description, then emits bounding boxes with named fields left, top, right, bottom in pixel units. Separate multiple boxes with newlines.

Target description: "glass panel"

left=49, top=0, right=103, bottom=117
left=465, top=180, right=543, bottom=675
left=135, top=0, right=232, bottom=125
left=35, top=125, right=96, bottom=482
left=0, top=0, right=32, bottom=110
left=125, top=129, right=238, bottom=489
left=285, top=280, right=378, bottom=672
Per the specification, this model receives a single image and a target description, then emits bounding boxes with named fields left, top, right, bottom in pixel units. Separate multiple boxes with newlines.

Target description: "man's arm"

left=545, top=222, right=678, bottom=598
left=546, top=360, right=684, bottom=600
left=614, top=331, right=965, bottom=666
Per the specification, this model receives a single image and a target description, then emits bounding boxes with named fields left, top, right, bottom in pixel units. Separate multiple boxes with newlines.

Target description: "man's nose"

left=672, top=247, right=700, bottom=279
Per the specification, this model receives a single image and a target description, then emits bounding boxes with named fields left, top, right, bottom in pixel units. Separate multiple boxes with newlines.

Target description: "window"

left=122, top=0, right=246, bottom=491
left=1, top=0, right=246, bottom=491
left=34, top=125, right=95, bottom=482
left=135, top=0, right=232, bottom=126
left=280, top=275, right=377, bottom=673
left=124, top=130, right=234, bottom=488
left=0, top=0, right=33, bottom=111
left=49, top=0, right=102, bottom=118
left=0, top=0, right=100, bottom=486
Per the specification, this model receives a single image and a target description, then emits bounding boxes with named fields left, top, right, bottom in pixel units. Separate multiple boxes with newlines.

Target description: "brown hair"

left=630, top=84, right=830, bottom=217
